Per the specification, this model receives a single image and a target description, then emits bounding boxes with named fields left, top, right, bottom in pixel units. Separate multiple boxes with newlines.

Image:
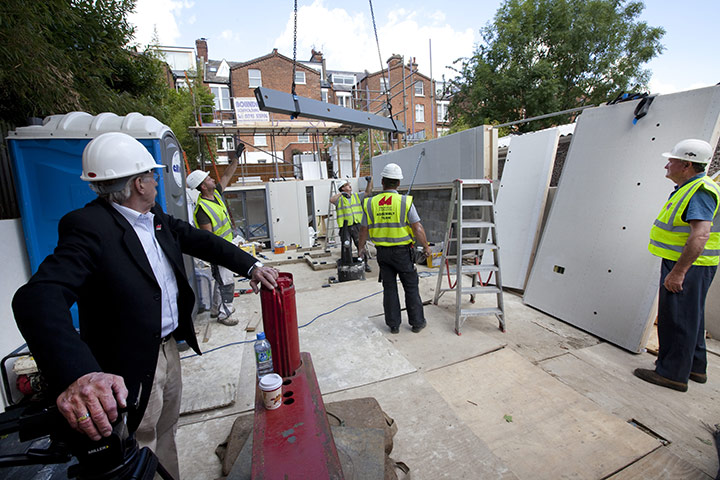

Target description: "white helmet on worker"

left=81, top=132, right=165, bottom=182
left=662, top=139, right=714, bottom=164
left=187, top=170, right=210, bottom=190
left=381, top=163, right=403, bottom=180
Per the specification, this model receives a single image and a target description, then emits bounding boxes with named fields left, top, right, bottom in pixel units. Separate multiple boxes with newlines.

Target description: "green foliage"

left=449, top=0, right=665, bottom=132
left=0, top=0, right=172, bottom=125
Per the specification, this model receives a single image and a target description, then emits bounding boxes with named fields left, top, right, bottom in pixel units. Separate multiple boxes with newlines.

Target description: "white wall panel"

left=371, top=126, right=492, bottom=189
left=524, top=86, right=720, bottom=352
left=268, top=181, right=310, bottom=248
left=485, top=129, right=559, bottom=289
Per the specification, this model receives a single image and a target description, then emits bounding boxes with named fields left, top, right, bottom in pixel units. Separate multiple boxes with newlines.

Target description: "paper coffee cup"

left=259, top=373, right=283, bottom=410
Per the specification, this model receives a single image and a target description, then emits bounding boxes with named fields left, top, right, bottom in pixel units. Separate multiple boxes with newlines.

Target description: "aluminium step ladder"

left=432, top=179, right=506, bottom=334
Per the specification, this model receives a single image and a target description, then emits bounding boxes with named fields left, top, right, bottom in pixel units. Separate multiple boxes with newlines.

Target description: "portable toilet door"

left=7, top=111, right=194, bottom=325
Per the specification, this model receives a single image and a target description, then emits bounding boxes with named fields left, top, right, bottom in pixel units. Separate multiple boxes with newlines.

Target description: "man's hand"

left=56, top=372, right=128, bottom=441
left=663, top=270, right=685, bottom=293
left=423, top=244, right=432, bottom=259
left=250, top=266, right=279, bottom=293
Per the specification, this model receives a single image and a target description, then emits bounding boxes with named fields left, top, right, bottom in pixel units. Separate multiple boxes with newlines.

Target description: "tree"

left=449, top=0, right=665, bottom=132
left=0, top=0, right=168, bottom=125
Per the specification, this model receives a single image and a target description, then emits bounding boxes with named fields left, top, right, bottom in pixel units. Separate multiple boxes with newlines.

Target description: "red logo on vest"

left=379, top=195, right=392, bottom=206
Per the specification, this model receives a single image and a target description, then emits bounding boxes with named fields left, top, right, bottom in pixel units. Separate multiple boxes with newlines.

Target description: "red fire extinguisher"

left=260, top=272, right=301, bottom=378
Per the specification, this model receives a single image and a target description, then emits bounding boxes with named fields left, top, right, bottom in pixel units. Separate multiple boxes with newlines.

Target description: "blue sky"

left=129, top=0, right=719, bottom=95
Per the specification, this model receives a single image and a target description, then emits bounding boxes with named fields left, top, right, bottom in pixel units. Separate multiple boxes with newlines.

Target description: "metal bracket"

left=255, top=87, right=405, bottom=134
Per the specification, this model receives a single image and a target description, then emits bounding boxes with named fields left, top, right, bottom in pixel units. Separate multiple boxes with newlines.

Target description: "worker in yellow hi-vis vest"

left=359, top=163, right=432, bottom=334
left=330, top=177, right=373, bottom=272
left=634, top=139, right=720, bottom=392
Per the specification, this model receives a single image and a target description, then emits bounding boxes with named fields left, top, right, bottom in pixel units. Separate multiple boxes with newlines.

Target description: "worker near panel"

left=330, top=177, right=373, bottom=272
left=186, top=144, right=244, bottom=325
left=359, top=163, right=432, bottom=334
left=12, top=132, right=278, bottom=479
left=635, top=138, right=719, bottom=392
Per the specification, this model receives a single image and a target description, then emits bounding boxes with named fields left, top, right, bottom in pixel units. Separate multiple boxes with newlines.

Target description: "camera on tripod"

left=0, top=352, right=174, bottom=480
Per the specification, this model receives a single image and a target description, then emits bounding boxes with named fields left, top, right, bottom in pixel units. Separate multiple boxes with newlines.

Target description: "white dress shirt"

left=112, top=203, right=180, bottom=337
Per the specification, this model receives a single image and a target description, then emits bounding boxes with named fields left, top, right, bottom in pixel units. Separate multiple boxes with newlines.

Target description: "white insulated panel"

left=371, top=126, right=490, bottom=189
left=485, top=129, right=559, bottom=290
left=523, top=86, right=720, bottom=353
left=268, top=181, right=311, bottom=248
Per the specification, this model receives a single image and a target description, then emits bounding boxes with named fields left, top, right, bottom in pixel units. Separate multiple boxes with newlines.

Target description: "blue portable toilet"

left=7, top=112, right=193, bottom=325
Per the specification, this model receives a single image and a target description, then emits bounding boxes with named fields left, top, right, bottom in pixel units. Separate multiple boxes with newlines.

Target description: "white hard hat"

left=662, top=138, right=714, bottom=164
left=381, top=163, right=403, bottom=179
left=81, top=132, right=165, bottom=181
left=187, top=170, right=210, bottom=190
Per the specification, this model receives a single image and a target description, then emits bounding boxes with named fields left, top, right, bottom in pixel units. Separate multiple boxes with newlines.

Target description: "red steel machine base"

left=251, top=352, right=343, bottom=479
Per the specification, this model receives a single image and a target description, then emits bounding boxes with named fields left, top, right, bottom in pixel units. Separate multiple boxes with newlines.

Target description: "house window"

left=294, top=71, right=306, bottom=84
left=414, top=81, right=424, bottom=96
left=217, top=136, right=234, bottom=151
left=415, top=104, right=425, bottom=123
left=380, top=77, right=389, bottom=93
left=337, top=92, right=352, bottom=108
left=248, top=69, right=262, bottom=88
left=210, top=85, right=231, bottom=111
left=321, top=89, right=328, bottom=103
left=254, top=135, right=267, bottom=146
left=437, top=101, right=449, bottom=122
left=332, top=74, right=355, bottom=86
left=298, top=134, right=310, bottom=143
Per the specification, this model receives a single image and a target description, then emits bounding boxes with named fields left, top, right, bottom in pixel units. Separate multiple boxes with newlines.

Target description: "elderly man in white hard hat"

left=186, top=143, right=244, bottom=325
left=635, top=138, right=719, bottom=392
left=329, top=176, right=373, bottom=271
left=359, top=163, right=432, bottom=334
left=13, top=132, right=278, bottom=479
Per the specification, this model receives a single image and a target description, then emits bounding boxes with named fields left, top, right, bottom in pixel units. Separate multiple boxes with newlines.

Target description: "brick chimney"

left=196, top=38, right=208, bottom=64
left=386, top=54, right=403, bottom=69
left=310, top=49, right=323, bottom=62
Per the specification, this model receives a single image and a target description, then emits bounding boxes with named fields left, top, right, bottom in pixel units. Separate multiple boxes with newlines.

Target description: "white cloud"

left=273, top=0, right=475, bottom=79
left=128, top=0, right=189, bottom=47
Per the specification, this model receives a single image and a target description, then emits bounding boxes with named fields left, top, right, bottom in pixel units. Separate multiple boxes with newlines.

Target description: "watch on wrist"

left=248, top=261, right=264, bottom=276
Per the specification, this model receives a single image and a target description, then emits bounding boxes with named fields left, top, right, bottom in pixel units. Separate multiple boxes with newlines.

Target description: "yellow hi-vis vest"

left=648, top=175, right=720, bottom=266
left=336, top=192, right=363, bottom=227
left=194, top=190, right=233, bottom=242
left=364, top=192, right=414, bottom=246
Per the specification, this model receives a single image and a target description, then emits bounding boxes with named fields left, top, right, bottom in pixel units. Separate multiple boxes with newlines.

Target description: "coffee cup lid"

left=259, top=373, right=283, bottom=391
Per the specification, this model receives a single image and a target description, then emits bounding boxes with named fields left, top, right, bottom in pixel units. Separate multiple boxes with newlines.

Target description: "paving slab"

left=177, top=414, right=235, bottom=480
left=608, top=447, right=712, bottom=480
left=425, top=348, right=660, bottom=479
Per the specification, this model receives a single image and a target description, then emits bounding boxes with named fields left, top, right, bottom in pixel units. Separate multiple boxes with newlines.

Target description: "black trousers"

left=376, top=245, right=426, bottom=328
left=339, top=224, right=360, bottom=254
left=656, top=258, right=716, bottom=383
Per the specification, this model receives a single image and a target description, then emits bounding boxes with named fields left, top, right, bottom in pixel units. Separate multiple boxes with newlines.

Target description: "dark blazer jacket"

left=12, top=198, right=257, bottom=431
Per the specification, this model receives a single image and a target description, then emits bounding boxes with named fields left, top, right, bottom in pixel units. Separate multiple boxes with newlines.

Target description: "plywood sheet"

left=483, top=129, right=558, bottom=289
left=425, top=348, right=660, bottom=480
left=524, top=86, right=720, bottom=352
left=539, top=342, right=720, bottom=478
left=608, top=448, right=710, bottom=480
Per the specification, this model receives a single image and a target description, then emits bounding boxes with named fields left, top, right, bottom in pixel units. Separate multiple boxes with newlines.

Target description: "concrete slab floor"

left=176, top=250, right=719, bottom=479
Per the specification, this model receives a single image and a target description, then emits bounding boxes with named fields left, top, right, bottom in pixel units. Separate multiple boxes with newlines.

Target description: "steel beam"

left=255, top=87, right=405, bottom=134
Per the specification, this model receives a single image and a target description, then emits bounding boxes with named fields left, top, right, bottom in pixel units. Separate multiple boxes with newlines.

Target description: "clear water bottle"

left=254, top=332, right=274, bottom=378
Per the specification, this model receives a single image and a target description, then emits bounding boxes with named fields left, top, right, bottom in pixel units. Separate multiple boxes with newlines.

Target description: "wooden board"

left=608, top=447, right=710, bottom=480
left=425, top=348, right=660, bottom=479
left=539, top=342, right=720, bottom=478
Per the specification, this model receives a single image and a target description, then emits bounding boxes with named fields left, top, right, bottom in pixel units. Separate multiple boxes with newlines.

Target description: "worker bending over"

left=330, top=177, right=373, bottom=272
left=12, top=133, right=278, bottom=479
left=359, top=163, right=431, bottom=334
left=635, top=138, right=719, bottom=392
left=186, top=144, right=244, bottom=325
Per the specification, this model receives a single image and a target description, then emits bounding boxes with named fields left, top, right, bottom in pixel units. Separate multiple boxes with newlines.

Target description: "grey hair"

left=89, top=173, right=144, bottom=205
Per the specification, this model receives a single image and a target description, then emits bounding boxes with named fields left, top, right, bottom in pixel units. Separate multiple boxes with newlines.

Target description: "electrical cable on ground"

left=180, top=289, right=383, bottom=360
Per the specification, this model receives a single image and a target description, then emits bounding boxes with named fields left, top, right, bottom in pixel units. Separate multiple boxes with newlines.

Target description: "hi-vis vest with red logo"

left=364, top=192, right=414, bottom=246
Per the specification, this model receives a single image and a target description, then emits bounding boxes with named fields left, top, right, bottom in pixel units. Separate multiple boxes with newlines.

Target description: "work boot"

left=633, top=368, right=687, bottom=392
left=211, top=306, right=236, bottom=318
left=365, top=263, right=372, bottom=273
left=389, top=326, right=400, bottom=334
left=411, top=324, right=426, bottom=333
left=689, top=372, right=707, bottom=383
left=217, top=313, right=239, bottom=326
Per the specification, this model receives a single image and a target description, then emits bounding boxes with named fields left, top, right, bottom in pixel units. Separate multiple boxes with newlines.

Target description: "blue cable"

left=181, top=290, right=383, bottom=360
